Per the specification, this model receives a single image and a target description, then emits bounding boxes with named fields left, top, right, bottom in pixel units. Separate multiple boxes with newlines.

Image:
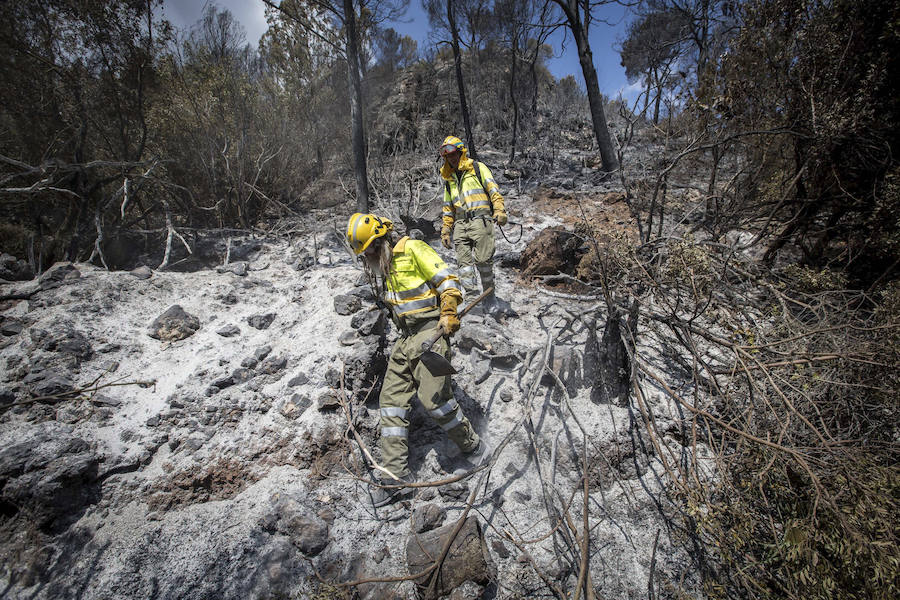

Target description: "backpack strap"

left=472, top=161, right=486, bottom=193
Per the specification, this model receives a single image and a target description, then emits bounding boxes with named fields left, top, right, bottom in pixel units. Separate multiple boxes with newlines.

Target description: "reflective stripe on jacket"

left=386, top=237, right=463, bottom=323
left=441, top=161, right=503, bottom=230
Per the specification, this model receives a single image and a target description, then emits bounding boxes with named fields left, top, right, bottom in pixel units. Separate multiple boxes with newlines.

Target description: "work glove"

left=438, top=293, right=461, bottom=335
left=494, top=210, right=508, bottom=226
left=440, top=226, right=453, bottom=249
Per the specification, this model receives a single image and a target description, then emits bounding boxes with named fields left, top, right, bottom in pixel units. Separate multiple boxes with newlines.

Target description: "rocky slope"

left=0, top=157, right=708, bottom=599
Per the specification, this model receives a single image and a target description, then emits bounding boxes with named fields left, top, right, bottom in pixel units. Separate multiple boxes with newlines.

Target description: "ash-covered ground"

left=0, top=156, right=711, bottom=599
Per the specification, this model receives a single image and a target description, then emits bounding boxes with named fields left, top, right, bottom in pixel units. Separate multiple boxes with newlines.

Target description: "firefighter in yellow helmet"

left=438, top=135, right=508, bottom=316
left=346, top=213, right=491, bottom=507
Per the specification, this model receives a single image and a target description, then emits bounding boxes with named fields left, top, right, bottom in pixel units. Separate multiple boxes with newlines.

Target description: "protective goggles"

left=440, top=144, right=461, bottom=157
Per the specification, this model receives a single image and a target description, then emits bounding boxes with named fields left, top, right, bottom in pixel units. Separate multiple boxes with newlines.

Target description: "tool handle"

left=422, top=287, right=494, bottom=352
left=458, top=287, right=493, bottom=319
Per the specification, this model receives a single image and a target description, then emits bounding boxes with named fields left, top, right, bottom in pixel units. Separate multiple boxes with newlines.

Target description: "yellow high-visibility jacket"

left=386, top=237, right=462, bottom=324
left=441, top=159, right=504, bottom=231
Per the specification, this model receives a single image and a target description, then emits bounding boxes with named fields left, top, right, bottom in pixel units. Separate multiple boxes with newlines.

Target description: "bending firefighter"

left=439, top=135, right=509, bottom=316
left=346, top=213, right=491, bottom=507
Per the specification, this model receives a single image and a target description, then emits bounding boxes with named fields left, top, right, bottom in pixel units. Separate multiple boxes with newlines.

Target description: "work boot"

left=481, top=290, right=499, bottom=316
left=454, top=438, right=493, bottom=475
left=370, top=475, right=414, bottom=508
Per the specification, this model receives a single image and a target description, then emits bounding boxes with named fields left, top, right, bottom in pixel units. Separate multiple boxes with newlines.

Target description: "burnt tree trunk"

left=554, top=0, right=619, bottom=174
left=447, top=0, right=476, bottom=159
left=344, top=0, right=369, bottom=212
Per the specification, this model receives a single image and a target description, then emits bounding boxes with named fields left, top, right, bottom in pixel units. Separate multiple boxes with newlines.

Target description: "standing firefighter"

left=346, top=213, right=491, bottom=507
left=439, top=135, right=508, bottom=315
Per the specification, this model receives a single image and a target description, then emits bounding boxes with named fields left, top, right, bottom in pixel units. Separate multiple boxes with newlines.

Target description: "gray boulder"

left=38, top=262, right=80, bottom=290
left=248, top=313, right=276, bottom=330
left=148, top=305, right=200, bottom=341
left=0, top=253, right=34, bottom=281
left=334, top=294, right=362, bottom=316
left=0, top=427, right=99, bottom=530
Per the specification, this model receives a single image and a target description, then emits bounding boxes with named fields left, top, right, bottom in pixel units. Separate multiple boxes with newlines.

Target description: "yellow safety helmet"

left=439, top=135, right=465, bottom=157
left=346, top=213, right=393, bottom=255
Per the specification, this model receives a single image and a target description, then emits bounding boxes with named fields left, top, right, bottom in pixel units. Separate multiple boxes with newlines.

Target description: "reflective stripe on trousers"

left=378, top=324, right=479, bottom=479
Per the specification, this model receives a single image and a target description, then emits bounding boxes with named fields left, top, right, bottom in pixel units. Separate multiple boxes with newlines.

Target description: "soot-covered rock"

left=262, top=494, right=330, bottom=556
left=148, top=305, right=200, bottom=341
left=30, top=326, right=93, bottom=363
left=333, top=294, right=362, bottom=316
left=0, top=253, right=34, bottom=281
left=343, top=339, right=387, bottom=401
left=38, top=262, right=81, bottom=290
left=247, top=313, right=276, bottom=330
left=0, top=426, right=99, bottom=530
left=30, top=373, right=76, bottom=400
left=350, top=309, right=386, bottom=337
left=217, top=324, right=240, bottom=337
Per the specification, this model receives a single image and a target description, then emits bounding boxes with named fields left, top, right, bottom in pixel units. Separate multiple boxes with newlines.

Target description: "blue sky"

left=159, top=0, right=639, bottom=101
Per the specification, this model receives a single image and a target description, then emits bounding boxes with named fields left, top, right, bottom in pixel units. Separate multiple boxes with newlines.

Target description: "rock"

left=31, top=374, right=76, bottom=400
left=30, top=326, right=93, bottom=363
left=334, top=294, right=362, bottom=316
left=449, top=581, right=486, bottom=600
left=491, top=539, right=510, bottom=559
left=260, top=355, right=287, bottom=375
left=38, top=262, right=81, bottom=290
left=90, top=395, right=122, bottom=407
left=211, top=374, right=235, bottom=390
left=343, top=339, right=387, bottom=401
left=217, top=261, right=248, bottom=276
left=279, top=394, right=312, bottom=419
left=254, top=345, right=272, bottom=362
left=350, top=309, right=387, bottom=337
left=406, top=517, right=492, bottom=600
left=130, top=265, right=153, bottom=279
left=0, top=253, right=34, bottom=281
left=148, top=305, right=200, bottom=342
left=0, top=388, right=15, bottom=405
left=0, top=427, right=99, bottom=530
left=317, top=391, right=341, bottom=411
left=438, top=481, right=470, bottom=502
left=241, top=356, right=258, bottom=369
left=264, top=495, right=330, bottom=557
left=231, top=367, right=253, bottom=384
left=216, top=324, right=240, bottom=337
left=499, top=387, right=514, bottom=403
left=338, top=331, right=358, bottom=346
left=1, top=318, right=23, bottom=336
left=471, top=351, right=491, bottom=384
left=348, top=285, right=375, bottom=302
left=248, top=313, right=276, bottom=330
left=411, top=503, right=447, bottom=534
left=287, top=373, right=309, bottom=387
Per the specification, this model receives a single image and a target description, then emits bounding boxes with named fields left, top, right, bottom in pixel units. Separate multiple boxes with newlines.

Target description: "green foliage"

left=778, top=265, right=848, bottom=293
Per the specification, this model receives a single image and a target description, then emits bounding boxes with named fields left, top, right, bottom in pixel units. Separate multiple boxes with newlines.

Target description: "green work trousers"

left=378, top=322, right=479, bottom=479
left=452, top=217, right=495, bottom=298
